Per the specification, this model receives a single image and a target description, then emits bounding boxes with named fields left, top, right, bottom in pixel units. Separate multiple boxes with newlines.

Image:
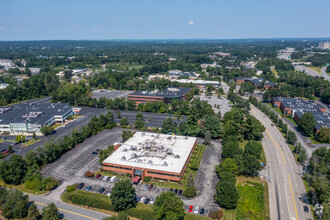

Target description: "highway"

left=250, top=105, right=313, bottom=220
left=29, top=194, right=110, bottom=220
left=294, top=65, right=330, bottom=81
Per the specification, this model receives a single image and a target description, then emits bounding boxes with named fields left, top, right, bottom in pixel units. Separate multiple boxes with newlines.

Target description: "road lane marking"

left=266, top=129, right=286, bottom=165
left=288, top=175, right=299, bottom=220
left=30, top=200, right=99, bottom=220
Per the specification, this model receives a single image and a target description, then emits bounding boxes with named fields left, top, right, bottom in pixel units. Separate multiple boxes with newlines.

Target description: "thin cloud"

left=188, top=21, right=195, bottom=25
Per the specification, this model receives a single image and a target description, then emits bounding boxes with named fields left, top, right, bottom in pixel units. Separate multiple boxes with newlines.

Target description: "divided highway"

left=250, top=105, right=313, bottom=220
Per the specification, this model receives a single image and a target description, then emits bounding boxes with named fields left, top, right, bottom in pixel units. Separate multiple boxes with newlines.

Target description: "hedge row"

left=63, top=191, right=113, bottom=211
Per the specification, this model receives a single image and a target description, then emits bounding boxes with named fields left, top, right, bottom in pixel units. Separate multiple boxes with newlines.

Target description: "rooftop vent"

left=167, top=149, right=172, bottom=155
left=174, top=155, right=180, bottom=158
left=158, top=145, right=164, bottom=150
left=167, top=136, right=172, bottom=139
left=148, top=160, right=153, bottom=164
left=151, top=134, right=154, bottom=137
left=162, top=161, right=168, bottom=166
left=137, top=159, right=142, bottom=163
left=121, top=156, right=126, bottom=160
left=131, top=146, right=137, bottom=150
left=132, top=153, right=137, bottom=158
left=123, top=148, right=127, bottom=152
left=185, top=137, right=188, bottom=139
left=142, top=132, right=145, bottom=136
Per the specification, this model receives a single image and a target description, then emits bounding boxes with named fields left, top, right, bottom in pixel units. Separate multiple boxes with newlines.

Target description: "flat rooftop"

left=129, top=87, right=191, bottom=98
left=103, top=132, right=197, bottom=173
left=173, top=79, right=220, bottom=85
left=0, top=102, right=72, bottom=125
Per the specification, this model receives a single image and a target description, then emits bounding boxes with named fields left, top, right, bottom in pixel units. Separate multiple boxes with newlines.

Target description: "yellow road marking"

left=288, top=175, right=299, bottom=220
left=266, top=129, right=286, bottom=165
left=30, top=200, right=99, bottom=220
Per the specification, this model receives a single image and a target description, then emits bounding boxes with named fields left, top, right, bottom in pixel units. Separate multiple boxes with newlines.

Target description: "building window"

left=147, top=170, right=180, bottom=178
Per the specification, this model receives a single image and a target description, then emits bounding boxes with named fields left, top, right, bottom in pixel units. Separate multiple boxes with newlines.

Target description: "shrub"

left=125, top=207, right=156, bottom=220
left=183, top=186, right=197, bottom=198
left=64, top=192, right=113, bottom=211
left=143, top=176, right=151, bottom=182
left=42, top=177, right=59, bottom=190
left=66, top=185, right=77, bottom=192
left=217, top=210, right=223, bottom=219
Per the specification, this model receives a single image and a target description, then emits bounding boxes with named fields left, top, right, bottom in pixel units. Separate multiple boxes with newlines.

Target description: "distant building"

left=102, top=132, right=197, bottom=182
left=148, top=74, right=167, bottom=81
left=317, top=42, right=330, bottom=50
left=201, top=62, right=219, bottom=69
left=0, top=83, right=9, bottom=90
left=0, top=59, right=14, bottom=67
left=0, top=102, right=74, bottom=135
left=128, top=88, right=191, bottom=105
left=271, top=97, right=328, bottom=133
left=172, top=79, right=220, bottom=90
left=72, top=68, right=91, bottom=76
left=212, top=52, right=231, bottom=57
left=168, top=70, right=199, bottom=80
left=234, top=77, right=275, bottom=90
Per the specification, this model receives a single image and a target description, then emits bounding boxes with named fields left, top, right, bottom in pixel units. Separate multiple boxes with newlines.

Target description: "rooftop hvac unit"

left=162, top=161, right=168, bottom=166
left=142, top=132, right=145, bottom=136
left=158, top=145, right=164, bottom=150
left=174, top=155, right=180, bottom=158
left=185, top=136, right=188, bottom=139
left=151, top=134, right=154, bottom=137
left=148, top=160, right=153, bottom=164
left=132, top=153, right=137, bottom=158
left=121, top=156, right=126, bottom=160
left=167, top=136, right=172, bottom=139
left=131, top=146, right=137, bottom=150
left=167, top=149, right=172, bottom=155
left=137, top=159, right=142, bottom=163
left=123, top=148, right=127, bottom=152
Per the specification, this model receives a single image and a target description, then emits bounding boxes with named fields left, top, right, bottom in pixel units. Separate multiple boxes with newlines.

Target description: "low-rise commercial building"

left=0, top=102, right=73, bottom=135
left=234, top=77, right=275, bottom=90
left=128, top=88, right=191, bottom=104
left=172, top=79, right=220, bottom=90
left=102, top=132, right=197, bottom=182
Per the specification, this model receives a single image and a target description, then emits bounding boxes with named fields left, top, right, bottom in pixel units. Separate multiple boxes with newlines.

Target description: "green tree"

left=134, top=117, right=145, bottom=129
left=298, top=149, right=307, bottom=162
left=42, top=203, right=60, bottom=220
left=215, top=180, right=239, bottom=209
left=0, top=155, right=27, bottom=185
left=1, top=189, right=29, bottom=219
left=298, top=112, right=316, bottom=137
left=316, top=127, right=330, bottom=144
left=27, top=203, right=41, bottom=220
left=63, top=70, right=73, bottom=82
left=161, top=117, right=177, bottom=133
left=217, top=111, right=222, bottom=121
left=244, top=141, right=262, bottom=159
left=154, top=192, right=185, bottom=220
left=186, top=172, right=195, bottom=187
left=183, top=186, right=197, bottom=198
left=99, top=145, right=115, bottom=163
left=204, top=130, right=211, bottom=145
left=33, top=132, right=37, bottom=139
left=120, top=117, right=129, bottom=126
left=110, top=179, right=136, bottom=211
left=40, top=125, right=55, bottom=135
left=243, top=155, right=260, bottom=177
left=287, top=130, right=297, bottom=145
left=8, top=145, right=13, bottom=153
left=216, top=158, right=238, bottom=175
left=122, top=130, right=133, bottom=142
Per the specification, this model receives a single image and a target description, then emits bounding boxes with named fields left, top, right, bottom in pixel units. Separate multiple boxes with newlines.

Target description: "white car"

left=150, top=198, right=155, bottom=205
left=140, top=197, right=146, bottom=203
left=194, top=206, right=199, bottom=214
left=102, top=176, right=108, bottom=181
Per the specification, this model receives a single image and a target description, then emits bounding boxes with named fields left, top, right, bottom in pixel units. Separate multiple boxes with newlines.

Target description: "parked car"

left=169, top=188, right=174, bottom=192
left=140, top=197, right=146, bottom=203
left=86, top=186, right=92, bottom=191
left=194, top=206, right=199, bottom=214
left=178, top=190, right=183, bottom=195
left=143, top=184, right=149, bottom=191
left=200, top=208, right=205, bottom=216
left=135, top=197, right=141, bottom=202
left=49, top=130, right=56, bottom=135
left=92, top=151, right=98, bottom=155
left=144, top=198, right=150, bottom=204
left=77, top=183, right=84, bottom=189
left=174, top=189, right=178, bottom=194
left=95, top=174, right=101, bottom=179
left=102, top=176, right=108, bottom=181
left=98, top=188, right=105, bottom=194
left=188, top=205, right=193, bottom=213
left=148, top=184, right=153, bottom=191
left=106, top=176, right=111, bottom=181
left=96, top=149, right=100, bottom=152
left=150, top=198, right=155, bottom=205
left=304, top=206, right=309, bottom=212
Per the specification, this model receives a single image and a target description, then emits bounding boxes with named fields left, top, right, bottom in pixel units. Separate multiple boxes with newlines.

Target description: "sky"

left=0, top=0, right=329, bottom=41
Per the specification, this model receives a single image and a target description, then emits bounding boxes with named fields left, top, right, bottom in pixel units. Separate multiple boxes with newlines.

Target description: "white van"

left=110, top=176, right=118, bottom=183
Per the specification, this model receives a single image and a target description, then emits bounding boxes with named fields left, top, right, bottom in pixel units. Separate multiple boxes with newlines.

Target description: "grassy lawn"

left=267, top=103, right=283, bottom=116
left=305, top=66, right=322, bottom=74
left=184, top=213, right=212, bottom=220
left=309, top=135, right=323, bottom=144
left=270, top=67, right=278, bottom=76
left=0, top=180, right=47, bottom=195
left=52, top=123, right=63, bottom=129
left=20, top=138, right=41, bottom=148
left=223, top=209, right=236, bottom=220
left=286, top=117, right=298, bottom=127
left=238, top=140, right=248, bottom=151
left=72, top=114, right=82, bottom=120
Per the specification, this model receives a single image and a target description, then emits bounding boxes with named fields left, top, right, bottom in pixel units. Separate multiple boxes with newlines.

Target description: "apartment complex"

left=0, top=102, right=73, bottom=135
left=128, top=88, right=191, bottom=104
left=102, top=132, right=197, bottom=182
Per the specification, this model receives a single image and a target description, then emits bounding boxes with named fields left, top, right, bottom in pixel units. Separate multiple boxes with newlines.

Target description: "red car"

left=188, top=205, right=193, bottom=213
left=95, top=174, right=101, bottom=179
left=148, top=184, right=154, bottom=191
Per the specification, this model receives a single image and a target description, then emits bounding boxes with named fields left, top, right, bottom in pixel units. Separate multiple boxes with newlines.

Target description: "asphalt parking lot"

left=91, top=90, right=133, bottom=100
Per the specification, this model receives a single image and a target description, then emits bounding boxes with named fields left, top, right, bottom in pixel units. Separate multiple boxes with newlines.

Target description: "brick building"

left=234, top=77, right=275, bottom=90
left=102, top=132, right=197, bottom=182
